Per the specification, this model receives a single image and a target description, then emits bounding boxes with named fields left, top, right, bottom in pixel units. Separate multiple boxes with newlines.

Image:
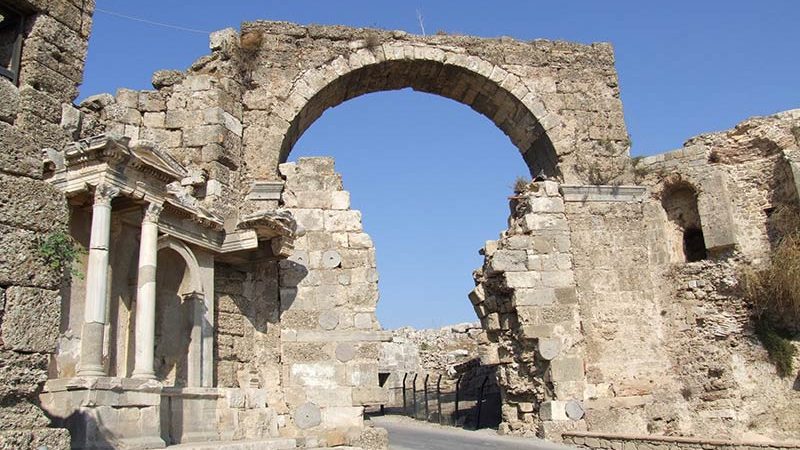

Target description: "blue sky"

left=82, top=1, right=800, bottom=328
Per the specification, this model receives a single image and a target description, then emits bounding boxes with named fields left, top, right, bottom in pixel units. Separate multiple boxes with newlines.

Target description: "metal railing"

left=397, top=370, right=499, bottom=429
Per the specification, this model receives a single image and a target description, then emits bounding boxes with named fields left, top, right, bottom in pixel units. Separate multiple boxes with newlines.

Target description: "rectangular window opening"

left=0, top=3, right=25, bottom=85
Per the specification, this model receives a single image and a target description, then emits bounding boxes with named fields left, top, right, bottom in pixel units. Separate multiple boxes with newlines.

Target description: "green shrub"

left=755, top=319, right=796, bottom=377
left=38, top=230, right=84, bottom=278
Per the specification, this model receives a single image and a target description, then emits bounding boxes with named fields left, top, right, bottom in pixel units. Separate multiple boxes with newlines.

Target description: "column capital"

left=93, top=182, right=121, bottom=206
left=143, top=203, right=164, bottom=224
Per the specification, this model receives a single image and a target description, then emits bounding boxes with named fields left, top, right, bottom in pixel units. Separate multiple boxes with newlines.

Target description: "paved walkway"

left=370, top=416, right=575, bottom=450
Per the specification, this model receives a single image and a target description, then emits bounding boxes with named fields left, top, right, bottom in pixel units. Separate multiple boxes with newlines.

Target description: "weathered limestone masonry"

left=472, top=180, right=587, bottom=438
left=0, top=0, right=94, bottom=448
left=470, top=110, right=800, bottom=444
left=4, top=9, right=799, bottom=448
left=275, top=156, right=388, bottom=446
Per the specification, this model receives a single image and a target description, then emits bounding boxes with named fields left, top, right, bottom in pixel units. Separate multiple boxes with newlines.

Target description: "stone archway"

left=237, top=25, right=629, bottom=184
left=274, top=48, right=563, bottom=178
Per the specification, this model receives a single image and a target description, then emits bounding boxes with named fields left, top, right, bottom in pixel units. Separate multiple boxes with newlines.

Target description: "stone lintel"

left=247, top=180, right=285, bottom=201
left=560, top=185, right=646, bottom=202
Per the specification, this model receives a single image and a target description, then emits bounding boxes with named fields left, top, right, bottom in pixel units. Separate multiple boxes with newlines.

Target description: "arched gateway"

left=33, top=19, right=799, bottom=450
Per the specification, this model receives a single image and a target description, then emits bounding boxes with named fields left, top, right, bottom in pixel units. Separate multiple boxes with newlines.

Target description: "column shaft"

left=132, top=204, right=162, bottom=379
left=78, top=183, right=119, bottom=377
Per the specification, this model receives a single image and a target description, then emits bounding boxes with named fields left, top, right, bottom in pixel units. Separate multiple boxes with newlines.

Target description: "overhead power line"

left=95, top=8, right=211, bottom=34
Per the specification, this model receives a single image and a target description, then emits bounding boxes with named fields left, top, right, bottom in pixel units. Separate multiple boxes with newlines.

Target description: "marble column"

left=78, top=182, right=120, bottom=377
left=132, top=203, right=163, bottom=379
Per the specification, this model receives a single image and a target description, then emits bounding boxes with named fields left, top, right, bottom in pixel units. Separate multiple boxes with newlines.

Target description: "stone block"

left=292, top=209, right=325, bottom=231
left=520, top=214, right=569, bottom=233
left=142, top=111, right=165, bottom=128
left=290, top=363, right=338, bottom=388
left=541, top=270, right=575, bottom=288
left=549, top=356, right=584, bottom=382
left=526, top=196, right=565, bottom=213
left=512, top=288, right=556, bottom=307
left=352, top=387, right=387, bottom=405
left=298, top=157, right=335, bottom=175
left=2, top=287, right=60, bottom=353
left=468, top=285, right=485, bottom=305
left=0, top=351, right=49, bottom=399
left=324, top=210, right=363, bottom=232
left=139, top=91, right=166, bottom=111
left=0, top=77, right=19, bottom=123
left=0, top=173, right=68, bottom=231
left=331, top=191, right=351, bottom=210
left=503, top=271, right=541, bottom=289
left=488, top=250, right=527, bottom=273
left=521, top=324, right=554, bottom=339
left=348, top=232, right=373, bottom=249
left=322, top=406, right=363, bottom=429
left=540, top=400, right=568, bottom=421
left=0, top=225, right=62, bottom=289
left=183, top=124, right=227, bottom=147
left=307, top=387, right=353, bottom=407
left=481, top=313, right=500, bottom=330
left=555, top=287, right=577, bottom=304
left=0, top=122, right=40, bottom=178
left=348, top=363, right=378, bottom=387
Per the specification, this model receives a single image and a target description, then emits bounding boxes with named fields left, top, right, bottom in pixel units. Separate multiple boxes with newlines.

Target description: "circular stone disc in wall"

left=318, top=310, right=340, bottom=330
left=322, top=250, right=342, bottom=269
left=565, top=400, right=585, bottom=420
left=538, top=338, right=561, bottom=361
left=336, top=343, right=357, bottom=362
left=294, top=402, right=321, bottom=429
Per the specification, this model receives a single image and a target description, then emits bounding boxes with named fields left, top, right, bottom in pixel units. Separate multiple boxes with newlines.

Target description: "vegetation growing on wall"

left=237, top=30, right=264, bottom=88
left=38, top=230, right=84, bottom=279
left=742, top=206, right=800, bottom=376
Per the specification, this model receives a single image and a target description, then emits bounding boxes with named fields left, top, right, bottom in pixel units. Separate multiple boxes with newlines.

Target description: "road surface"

left=370, top=416, right=575, bottom=450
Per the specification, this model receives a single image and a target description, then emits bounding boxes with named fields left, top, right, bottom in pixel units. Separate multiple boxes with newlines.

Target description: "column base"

left=132, top=371, right=157, bottom=380
left=76, top=367, right=107, bottom=377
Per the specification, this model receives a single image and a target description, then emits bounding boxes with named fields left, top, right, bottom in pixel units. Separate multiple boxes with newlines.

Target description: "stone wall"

left=465, top=108, right=800, bottom=441
left=0, top=0, right=94, bottom=447
left=276, top=156, right=388, bottom=446
left=68, top=22, right=631, bottom=225
left=472, top=180, right=586, bottom=438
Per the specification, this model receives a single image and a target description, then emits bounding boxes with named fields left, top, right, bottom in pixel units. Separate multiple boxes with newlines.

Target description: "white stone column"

left=78, top=182, right=120, bottom=377
left=132, top=203, right=163, bottom=379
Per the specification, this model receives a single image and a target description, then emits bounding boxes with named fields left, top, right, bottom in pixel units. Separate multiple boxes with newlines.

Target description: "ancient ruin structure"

left=1, top=1, right=800, bottom=448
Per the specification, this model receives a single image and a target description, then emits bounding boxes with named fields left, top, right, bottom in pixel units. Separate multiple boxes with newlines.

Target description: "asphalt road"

left=370, top=416, right=575, bottom=450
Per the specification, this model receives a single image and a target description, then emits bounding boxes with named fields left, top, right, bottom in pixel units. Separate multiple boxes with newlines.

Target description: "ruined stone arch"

left=273, top=43, right=566, bottom=178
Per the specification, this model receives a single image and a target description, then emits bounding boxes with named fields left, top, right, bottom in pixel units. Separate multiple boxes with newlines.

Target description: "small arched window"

left=0, top=4, right=25, bottom=85
left=661, top=182, right=708, bottom=263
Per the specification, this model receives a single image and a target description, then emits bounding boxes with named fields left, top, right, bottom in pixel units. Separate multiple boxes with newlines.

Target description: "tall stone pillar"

left=132, top=203, right=163, bottom=379
left=78, top=183, right=120, bottom=377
